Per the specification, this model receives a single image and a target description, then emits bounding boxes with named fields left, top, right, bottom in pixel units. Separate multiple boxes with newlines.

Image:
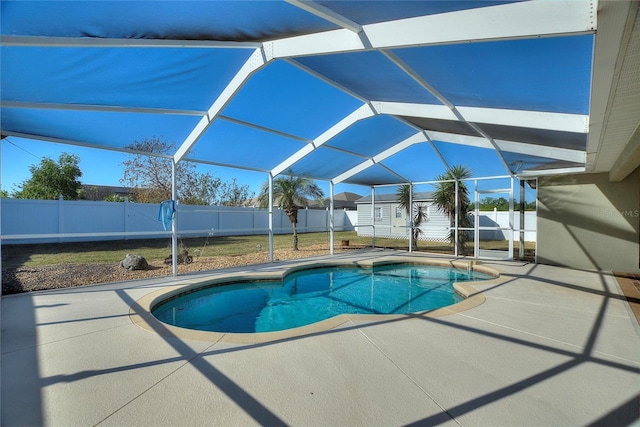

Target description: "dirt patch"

left=2, top=245, right=343, bottom=295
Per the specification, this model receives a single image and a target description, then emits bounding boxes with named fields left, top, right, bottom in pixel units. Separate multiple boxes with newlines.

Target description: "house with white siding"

left=355, top=192, right=450, bottom=242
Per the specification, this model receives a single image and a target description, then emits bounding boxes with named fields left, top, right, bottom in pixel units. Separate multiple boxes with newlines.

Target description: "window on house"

left=374, top=207, right=383, bottom=221
left=395, top=207, right=403, bottom=218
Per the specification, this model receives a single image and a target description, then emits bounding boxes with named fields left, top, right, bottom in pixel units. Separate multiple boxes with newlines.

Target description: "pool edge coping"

left=129, top=256, right=507, bottom=343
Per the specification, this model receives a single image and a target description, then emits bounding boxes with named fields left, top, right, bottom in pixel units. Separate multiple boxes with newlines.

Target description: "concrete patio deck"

left=2, top=249, right=639, bottom=426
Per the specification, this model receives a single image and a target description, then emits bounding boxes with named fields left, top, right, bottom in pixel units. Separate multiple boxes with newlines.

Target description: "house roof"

left=2, top=1, right=639, bottom=186
left=356, top=192, right=433, bottom=204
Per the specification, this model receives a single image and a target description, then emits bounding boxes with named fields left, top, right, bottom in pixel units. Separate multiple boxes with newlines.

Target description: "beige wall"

left=537, top=168, right=640, bottom=272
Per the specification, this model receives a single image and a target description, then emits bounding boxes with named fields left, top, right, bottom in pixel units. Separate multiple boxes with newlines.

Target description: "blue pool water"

left=152, top=264, right=491, bottom=333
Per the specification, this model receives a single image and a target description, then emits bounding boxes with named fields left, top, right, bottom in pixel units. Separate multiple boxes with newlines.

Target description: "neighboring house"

left=355, top=192, right=450, bottom=241
left=323, top=192, right=361, bottom=210
left=245, top=192, right=361, bottom=210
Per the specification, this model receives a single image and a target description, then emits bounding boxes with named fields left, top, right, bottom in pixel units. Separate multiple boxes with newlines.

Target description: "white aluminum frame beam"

left=271, top=0, right=595, bottom=58
left=218, top=115, right=311, bottom=144
left=174, top=48, right=270, bottom=163
left=495, top=140, right=586, bottom=164
left=381, top=49, right=512, bottom=174
left=377, top=51, right=490, bottom=175
left=271, top=103, right=376, bottom=176
left=373, top=101, right=590, bottom=134
left=333, top=132, right=427, bottom=184
left=426, top=130, right=586, bottom=164
left=1, top=101, right=205, bottom=117
left=1, top=131, right=174, bottom=158
left=181, top=157, right=270, bottom=174
left=284, top=0, right=362, bottom=33
left=518, top=166, right=586, bottom=178
left=0, top=35, right=260, bottom=49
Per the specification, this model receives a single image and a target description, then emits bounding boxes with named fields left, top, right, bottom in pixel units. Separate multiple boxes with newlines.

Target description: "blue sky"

left=1, top=136, right=372, bottom=198
left=2, top=136, right=533, bottom=201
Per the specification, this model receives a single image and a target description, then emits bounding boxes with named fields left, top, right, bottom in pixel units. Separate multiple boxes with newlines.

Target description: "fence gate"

left=472, top=177, right=514, bottom=260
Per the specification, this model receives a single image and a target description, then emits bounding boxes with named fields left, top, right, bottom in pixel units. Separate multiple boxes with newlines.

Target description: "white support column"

left=408, top=184, right=413, bottom=253
left=454, top=180, right=459, bottom=257
left=519, top=179, right=525, bottom=260
left=0, top=139, right=3, bottom=299
left=509, top=177, right=515, bottom=260
left=474, top=180, right=480, bottom=258
left=268, top=173, right=274, bottom=263
left=171, top=160, right=178, bottom=276
left=371, top=187, right=376, bottom=248
left=329, top=182, right=335, bottom=255
left=535, top=178, right=539, bottom=265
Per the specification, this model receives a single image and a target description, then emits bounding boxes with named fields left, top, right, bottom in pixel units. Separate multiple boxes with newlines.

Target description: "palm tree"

left=397, top=184, right=426, bottom=249
left=258, top=170, right=324, bottom=251
left=433, top=165, right=473, bottom=255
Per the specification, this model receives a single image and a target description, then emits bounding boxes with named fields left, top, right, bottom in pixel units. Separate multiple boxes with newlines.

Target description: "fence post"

left=124, top=197, right=130, bottom=240
left=58, top=194, right=64, bottom=243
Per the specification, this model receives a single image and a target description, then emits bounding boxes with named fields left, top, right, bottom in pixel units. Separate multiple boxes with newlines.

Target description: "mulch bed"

left=2, top=245, right=342, bottom=295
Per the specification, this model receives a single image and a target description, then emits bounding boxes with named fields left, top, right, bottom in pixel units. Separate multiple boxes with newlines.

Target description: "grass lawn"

left=2, top=231, right=536, bottom=267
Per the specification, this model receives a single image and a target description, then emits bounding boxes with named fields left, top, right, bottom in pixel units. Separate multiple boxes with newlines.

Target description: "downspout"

left=171, top=159, right=178, bottom=276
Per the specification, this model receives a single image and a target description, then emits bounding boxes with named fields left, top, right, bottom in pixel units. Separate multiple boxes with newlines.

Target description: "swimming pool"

left=152, top=264, right=492, bottom=333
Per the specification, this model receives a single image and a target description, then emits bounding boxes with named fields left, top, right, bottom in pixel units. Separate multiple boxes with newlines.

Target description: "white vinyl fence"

left=354, top=209, right=537, bottom=242
left=0, top=198, right=356, bottom=244
left=474, top=210, right=537, bottom=242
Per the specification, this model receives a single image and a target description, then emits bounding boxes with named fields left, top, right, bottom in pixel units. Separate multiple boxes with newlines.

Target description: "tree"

left=258, top=170, right=324, bottom=251
left=219, top=178, right=255, bottom=207
left=104, top=194, right=129, bottom=202
left=120, top=137, right=223, bottom=205
left=474, top=196, right=535, bottom=211
left=433, top=165, right=473, bottom=255
left=397, top=184, right=427, bottom=249
left=13, top=153, right=83, bottom=200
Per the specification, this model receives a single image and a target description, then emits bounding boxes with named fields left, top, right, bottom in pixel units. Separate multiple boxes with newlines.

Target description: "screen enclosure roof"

left=2, top=0, right=639, bottom=187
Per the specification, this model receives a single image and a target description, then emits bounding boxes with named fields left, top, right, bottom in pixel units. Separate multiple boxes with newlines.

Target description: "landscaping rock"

left=119, top=253, right=149, bottom=271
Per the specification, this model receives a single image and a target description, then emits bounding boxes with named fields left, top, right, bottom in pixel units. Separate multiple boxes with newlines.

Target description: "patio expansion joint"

left=354, top=326, right=463, bottom=427
left=454, top=311, right=640, bottom=366
left=93, top=338, right=222, bottom=426
left=484, top=294, right=632, bottom=319
left=1, top=321, right=136, bottom=356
